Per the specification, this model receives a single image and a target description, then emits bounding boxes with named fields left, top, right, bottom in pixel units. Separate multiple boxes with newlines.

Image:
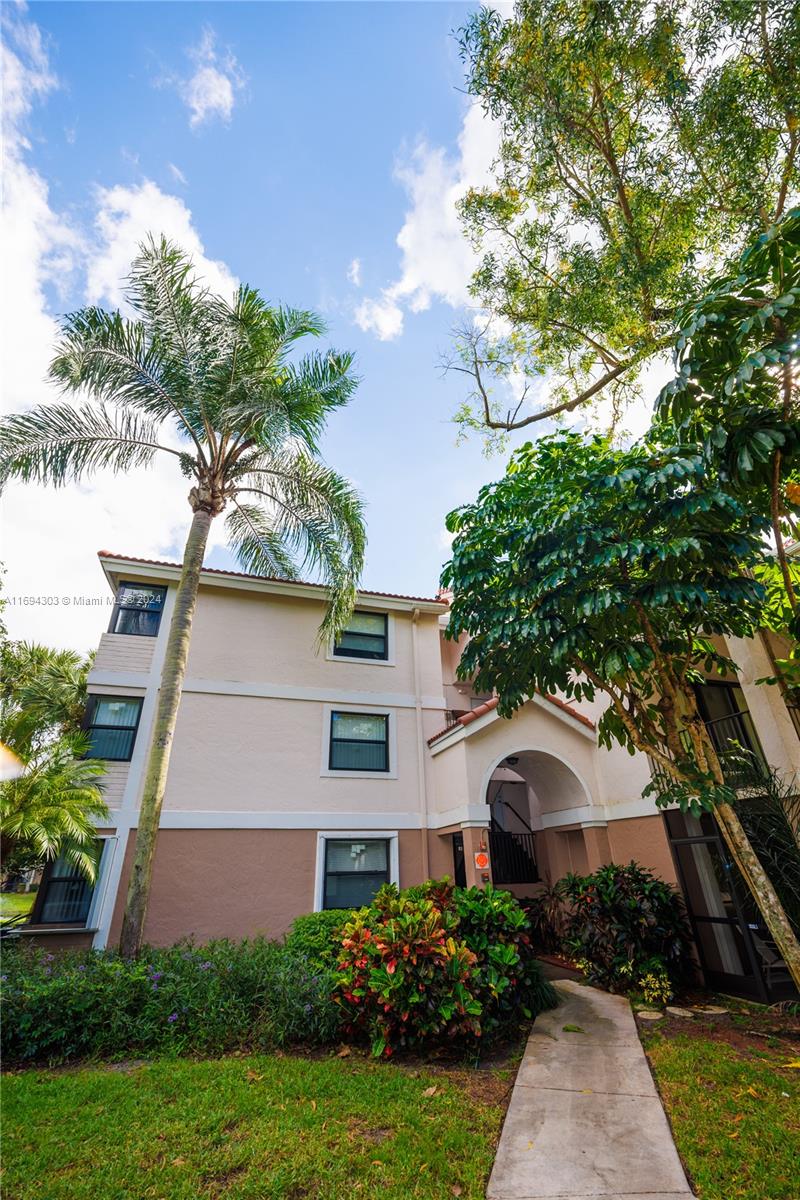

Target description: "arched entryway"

left=482, top=748, right=598, bottom=897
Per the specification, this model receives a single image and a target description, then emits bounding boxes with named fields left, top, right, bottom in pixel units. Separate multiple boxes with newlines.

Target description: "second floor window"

left=110, top=582, right=166, bottom=637
left=333, top=611, right=388, bottom=660
left=329, top=711, right=389, bottom=772
left=85, top=696, right=142, bottom=761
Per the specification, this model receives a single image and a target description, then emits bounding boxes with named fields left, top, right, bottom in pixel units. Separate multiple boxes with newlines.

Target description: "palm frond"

left=0, top=402, right=174, bottom=489
left=49, top=306, right=207, bottom=453
left=224, top=501, right=302, bottom=580
left=237, top=450, right=366, bottom=641
left=1, top=734, right=108, bottom=882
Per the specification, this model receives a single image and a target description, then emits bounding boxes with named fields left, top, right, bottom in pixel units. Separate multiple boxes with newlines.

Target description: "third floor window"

left=333, top=611, right=388, bottom=660
left=110, top=582, right=166, bottom=637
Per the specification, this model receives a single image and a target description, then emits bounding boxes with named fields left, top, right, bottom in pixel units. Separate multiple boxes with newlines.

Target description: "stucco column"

left=461, top=825, right=491, bottom=889
left=581, top=822, right=612, bottom=872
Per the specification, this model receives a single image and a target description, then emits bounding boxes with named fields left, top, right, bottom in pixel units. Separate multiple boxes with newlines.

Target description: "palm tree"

left=1, top=641, right=91, bottom=751
left=1, top=641, right=106, bottom=884
left=0, top=236, right=366, bottom=957
left=1, top=734, right=108, bottom=883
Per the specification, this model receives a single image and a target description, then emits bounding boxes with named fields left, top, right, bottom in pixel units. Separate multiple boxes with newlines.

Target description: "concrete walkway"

left=487, top=980, right=693, bottom=1200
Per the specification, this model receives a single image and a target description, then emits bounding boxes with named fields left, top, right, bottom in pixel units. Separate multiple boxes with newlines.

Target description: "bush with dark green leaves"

left=560, top=863, right=693, bottom=994
left=284, top=908, right=355, bottom=968
left=335, top=880, right=557, bottom=1056
left=1, top=937, right=341, bottom=1065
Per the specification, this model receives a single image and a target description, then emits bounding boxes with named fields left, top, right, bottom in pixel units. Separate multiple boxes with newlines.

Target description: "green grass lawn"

left=0, top=892, right=35, bottom=923
left=642, top=1013, right=800, bottom=1200
left=2, top=1051, right=511, bottom=1199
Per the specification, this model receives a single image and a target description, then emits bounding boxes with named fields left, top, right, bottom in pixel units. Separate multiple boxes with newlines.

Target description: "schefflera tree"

left=442, top=431, right=800, bottom=988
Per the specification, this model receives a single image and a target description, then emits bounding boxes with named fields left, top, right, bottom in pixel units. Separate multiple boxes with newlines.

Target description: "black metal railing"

left=704, top=710, right=768, bottom=785
left=648, top=708, right=768, bottom=791
left=489, top=831, right=539, bottom=884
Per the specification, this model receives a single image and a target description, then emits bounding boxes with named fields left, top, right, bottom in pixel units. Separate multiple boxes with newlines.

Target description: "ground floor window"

left=32, top=850, right=98, bottom=925
left=322, top=838, right=390, bottom=909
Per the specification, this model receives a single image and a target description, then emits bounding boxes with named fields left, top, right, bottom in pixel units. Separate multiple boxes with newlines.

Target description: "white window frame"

left=313, top=830, right=399, bottom=912
left=85, top=836, right=119, bottom=929
left=319, top=703, right=398, bottom=779
left=326, top=610, right=396, bottom=667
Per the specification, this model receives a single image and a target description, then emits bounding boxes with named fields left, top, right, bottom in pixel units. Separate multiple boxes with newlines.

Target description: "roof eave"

left=97, top=552, right=448, bottom=614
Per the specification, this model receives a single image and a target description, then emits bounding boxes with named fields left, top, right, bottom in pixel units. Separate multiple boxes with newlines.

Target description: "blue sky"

left=2, top=1, right=533, bottom=649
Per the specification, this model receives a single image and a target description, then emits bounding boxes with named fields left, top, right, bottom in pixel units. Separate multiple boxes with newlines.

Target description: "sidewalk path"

left=487, top=980, right=693, bottom=1200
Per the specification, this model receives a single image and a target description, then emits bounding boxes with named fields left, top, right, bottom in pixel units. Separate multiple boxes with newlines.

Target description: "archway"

left=483, top=748, right=598, bottom=894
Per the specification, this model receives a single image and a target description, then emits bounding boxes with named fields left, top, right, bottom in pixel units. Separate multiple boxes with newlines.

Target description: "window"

left=333, top=611, right=388, bottom=660
left=86, top=697, right=142, bottom=761
left=110, top=581, right=166, bottom=637
left=329, top=711, right=389, bottom=772
left=32, top=848, right=99, bottom=925
left=323, top=839, right=390, bottom=909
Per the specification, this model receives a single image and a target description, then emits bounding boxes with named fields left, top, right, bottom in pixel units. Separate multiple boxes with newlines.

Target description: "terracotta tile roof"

left=97, top=551, right=448, bottom=606
left=427, top=693, right=595, bottom=746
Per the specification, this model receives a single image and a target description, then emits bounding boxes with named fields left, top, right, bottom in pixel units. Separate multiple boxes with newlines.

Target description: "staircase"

left=489, top=790, right=539, bottom=884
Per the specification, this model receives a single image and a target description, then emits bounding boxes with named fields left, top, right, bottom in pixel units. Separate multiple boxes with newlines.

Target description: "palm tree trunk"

left=119, top=507, right=212, bottom=958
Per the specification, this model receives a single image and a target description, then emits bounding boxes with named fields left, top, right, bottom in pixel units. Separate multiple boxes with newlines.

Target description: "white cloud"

left=167, top=162, right=188, bottom=186
left=1, top=9, right=239, bottom=650
left=178, top=27, right=244, bottom=130
left=87, top=179, right=238, bottom=308
left=354, top=104, right=500, bottom=340
left=347, top=257, right=361, bottom=286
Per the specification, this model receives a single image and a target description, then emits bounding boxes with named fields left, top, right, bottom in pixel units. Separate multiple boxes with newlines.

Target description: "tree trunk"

left=118, top=507, right=212, bottom=958
left=685, top=716, right=800, bottom=991
left=713, top=800, right=800, bottom=991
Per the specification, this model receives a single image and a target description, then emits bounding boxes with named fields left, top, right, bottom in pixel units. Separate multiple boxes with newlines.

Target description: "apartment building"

left=25, top=551, right=800, bottom=1002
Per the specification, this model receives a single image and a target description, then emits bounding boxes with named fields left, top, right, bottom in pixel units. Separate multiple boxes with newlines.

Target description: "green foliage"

left=0, top=640, right=107, bottom=880
left=451, top=0, right=799, bottom=440
left=658, top=208, right=800, bottom=486
left=638, top=966, right=674, bottom=1008
left=523, top=880, right=570, bottom=954
left=1, top=938, right=341, bottom=1065
left=443, top=430, right=768, bottom=811
left=657, top=207, right=800, bottom=673
left=0, top=737, right=108, bottom=881
left=0, top=641, right=92, bottom=750
left=559, top=863, right=692, bottom=993
left=334, top=881, right=556, bottom=1057
left=284, top=908, right=355, bottom=969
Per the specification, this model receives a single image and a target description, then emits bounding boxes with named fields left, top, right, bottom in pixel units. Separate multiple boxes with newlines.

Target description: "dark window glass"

left=35, top=849, right=99, bottom=925
left=86, top=697, right=142, bottom=761
left=333, top=612, right=388, bottom=660
left=329, top=712, right=389, bottom=771
left=111, top=582, right=166, bottom=637
left=323, top=839, right=389, bottom=909
left=694, top=682, right=766, bottom=780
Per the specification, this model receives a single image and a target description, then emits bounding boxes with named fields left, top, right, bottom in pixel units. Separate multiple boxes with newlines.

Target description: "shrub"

left=453, top=885, right=556, bottom=1037
left=285, top=909, right=354, bottom=968
left=334, top=881, right=556, bottom=1056
left=1, top=937, right=341, bottom=1065
left=560, top=863, right=692, bottom=993
left=520, top=880, right=569, bottom=954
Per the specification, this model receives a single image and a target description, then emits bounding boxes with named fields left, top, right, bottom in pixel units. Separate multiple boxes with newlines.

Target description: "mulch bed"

left=636, top=996, right=800, bottom=1062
